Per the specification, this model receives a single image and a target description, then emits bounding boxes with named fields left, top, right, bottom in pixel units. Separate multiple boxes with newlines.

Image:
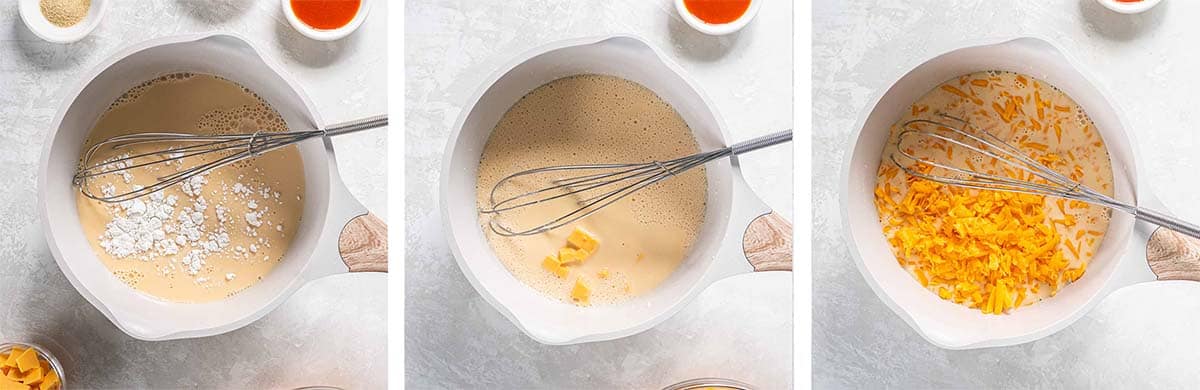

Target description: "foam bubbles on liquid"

left=476, top=74, right=708, bottom=306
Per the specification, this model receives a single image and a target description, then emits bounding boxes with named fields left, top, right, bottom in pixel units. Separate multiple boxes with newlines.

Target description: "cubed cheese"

left=0, top=346, right=62, bottom=389
left=1, top=349, right=21, bottom=369
left=541, top=256, right=569, bottom=279
left=0, top=377, right=26, bottom=390
left=557, top=247, right=590, bottom=265
left=597, top=268, right=610, bottom=279
left=570, top=278, right=590, bottom=305
left=39, top=370, right=59, bottom=390
left=20, top=367, right=41, bottom=385
left=566, top=228, right=598, bottom=252
left=14, top=349, right=37, bottom=374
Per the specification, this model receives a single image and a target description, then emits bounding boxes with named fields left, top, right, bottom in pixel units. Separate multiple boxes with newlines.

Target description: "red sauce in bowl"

left=290, top=0, right=361, bottom=30
left=683, top=0, right=752, bottom=25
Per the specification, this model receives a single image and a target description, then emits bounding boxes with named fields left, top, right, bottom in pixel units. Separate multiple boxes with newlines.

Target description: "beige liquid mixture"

left=875, top=71, right=1114, bottom=308
left=76, top=73, right=305, bottom=303
left=476, top=74, right=708, bottom=306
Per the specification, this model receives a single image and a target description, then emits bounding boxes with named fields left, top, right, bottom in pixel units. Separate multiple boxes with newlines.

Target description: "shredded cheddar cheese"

left=877, top=176, right=1086, bottom=314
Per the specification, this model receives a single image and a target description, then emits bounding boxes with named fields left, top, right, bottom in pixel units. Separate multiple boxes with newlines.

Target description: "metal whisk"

left=74, top=114, right=387, bottom=203
left=480, top=130, right=792, bottom=236
left=891, top=113, right=1200, bottom=239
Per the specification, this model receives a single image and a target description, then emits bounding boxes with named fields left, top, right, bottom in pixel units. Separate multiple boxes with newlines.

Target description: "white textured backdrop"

left=0, top=1, right=386, bottom=388
left=406, top=0, right=793, bottom=388
left=815, top=0, right=1200, bottom=388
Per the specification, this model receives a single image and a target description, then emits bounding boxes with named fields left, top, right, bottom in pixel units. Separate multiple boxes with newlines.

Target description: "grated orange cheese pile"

left=876, top=169, right=1086, bottom=314
left=875, top=70, right=1113, bottom=315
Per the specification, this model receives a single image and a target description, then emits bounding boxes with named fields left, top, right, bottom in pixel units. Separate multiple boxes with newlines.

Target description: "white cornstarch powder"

left=98, top=189, right=176, bottom=259
left=96, top=170, right=283, bottom=285
left=180, top=174, right=207, bottom=197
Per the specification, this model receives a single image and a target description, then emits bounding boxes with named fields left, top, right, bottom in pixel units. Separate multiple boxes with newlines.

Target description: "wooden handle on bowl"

left=339, top=213, right=388, bottom=273
left=1147, top=227, right=1200, bottom=281
left=743, top=212, right=792, bottom=272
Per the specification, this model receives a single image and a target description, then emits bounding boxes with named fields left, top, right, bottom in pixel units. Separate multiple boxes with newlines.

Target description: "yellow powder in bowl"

left=40, top=0, right=90, bottom=28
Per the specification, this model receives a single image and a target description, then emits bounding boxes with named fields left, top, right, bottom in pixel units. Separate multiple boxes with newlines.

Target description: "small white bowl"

left=282, top=0, right=371, bottom=41
left=675, top=0, right=761, bottom=36
left=18, top=0, right=106, bottom=44
left=1097, top=0, right=1162, bottom=14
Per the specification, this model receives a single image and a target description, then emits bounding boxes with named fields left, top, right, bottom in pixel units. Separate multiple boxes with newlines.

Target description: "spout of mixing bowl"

left=704, top=170, right=787, bottom=284
left=997, top=36, right=1066, bottom=59
left=304, top=142, right=375, bottom=280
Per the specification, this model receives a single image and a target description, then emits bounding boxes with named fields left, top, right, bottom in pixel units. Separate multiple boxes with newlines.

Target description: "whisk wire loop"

left=890, top=113, right=1159, bottom=227
left=482, top=130, right=791, bottom=237
left=73, top=115, right=387, bottom=203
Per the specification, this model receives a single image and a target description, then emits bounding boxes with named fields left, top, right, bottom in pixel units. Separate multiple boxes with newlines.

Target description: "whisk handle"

left=730, top=130, right=793, bottom=155
left=1137, top=207, right=1200, bottom=240
left=322, top=114, right=389, bottom=137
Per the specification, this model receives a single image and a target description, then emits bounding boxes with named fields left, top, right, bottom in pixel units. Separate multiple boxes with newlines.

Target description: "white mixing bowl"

left=838, top=36, right=1200, bottom=349
left=38, top=33, right=386, bottom=341
left=441, top=35, right=793, bottom=345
